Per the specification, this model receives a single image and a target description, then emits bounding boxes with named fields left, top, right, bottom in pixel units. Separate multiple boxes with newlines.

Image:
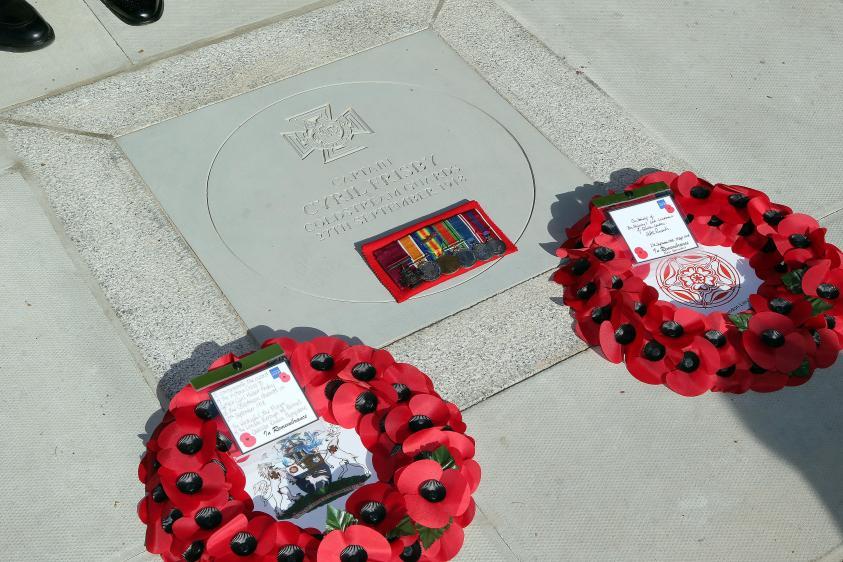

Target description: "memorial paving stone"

left=119, top=30, right=591, bottom=344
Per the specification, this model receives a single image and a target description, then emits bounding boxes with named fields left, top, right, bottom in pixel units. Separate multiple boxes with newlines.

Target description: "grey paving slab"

left=464, top=348, right=843, bottom=562
left=118, top=29, right=593, bottom=348
left=83, top=0, right=336, bottom=63
left=494, top=0, right=843, bottom=218
left=2, top=0, right=438, bottom=135
left=0, top=169, right=158, bottom=561
left=0, top=0, right=128, bottom=110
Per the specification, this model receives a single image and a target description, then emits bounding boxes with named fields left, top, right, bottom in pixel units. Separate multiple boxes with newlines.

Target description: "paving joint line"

left=9, top=161, right=162, bottom=400
left=80, top=0, right=133, bottom=63
left=462, top=344, right=591, bottom=412
left=474, top=501, right=522, bottom=561
left=0, top=117, right=113, bottom=139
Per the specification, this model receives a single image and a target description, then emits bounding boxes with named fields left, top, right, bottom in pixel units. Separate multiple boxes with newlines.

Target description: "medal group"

left=362, top=201, right=517, bottom=302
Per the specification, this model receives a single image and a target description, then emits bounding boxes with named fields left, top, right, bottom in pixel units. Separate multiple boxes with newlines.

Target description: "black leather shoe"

left=101, top=0, right=163, bottom=26
left=0, top=0, right=54, bottom=52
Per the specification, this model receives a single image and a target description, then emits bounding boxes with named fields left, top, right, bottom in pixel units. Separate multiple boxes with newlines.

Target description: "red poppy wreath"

left=138, top=337, right=480, bottom=562
left=554, top=170, right=843, bottom=396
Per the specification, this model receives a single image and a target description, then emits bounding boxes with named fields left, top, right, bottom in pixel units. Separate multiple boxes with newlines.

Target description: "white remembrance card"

left=608, top=194, right=697, bottom=263
left=211, top=362, right=318, bottom=453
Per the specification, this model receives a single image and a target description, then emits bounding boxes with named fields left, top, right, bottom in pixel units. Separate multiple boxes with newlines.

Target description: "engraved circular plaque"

left=207, top=82, right=535, bottom=302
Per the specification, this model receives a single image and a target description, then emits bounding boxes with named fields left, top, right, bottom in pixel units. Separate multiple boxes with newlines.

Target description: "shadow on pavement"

left=542, top=166, right=659, bottom=255
left=153, top=326, right=363, bottom=408
left=727, top=364, right=843, bottom=532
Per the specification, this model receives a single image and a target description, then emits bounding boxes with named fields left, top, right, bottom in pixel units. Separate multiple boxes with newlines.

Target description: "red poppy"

left=214, top=452, right=252, bottom=506
left=570, top=288, right=614, bottom=346
left=331, top=379, right=397, bottom=430
left=687, top=213, right=743, bottom=247
left=382, top=363, right=437, bottom=403
left=772, top=213, right=827, bottom=266
left=749, top=289, right=813, bottom=327
left=139, top=495, right=178, bottom=554
left=335, top=345, right=395, bottom=386
left=289, top=337, right=350, bottom=387
left=742, top=312, right=807, bottom=372
left=395, top=460, right=471, bottom=528
left=316, top=525, right=392, bottom=562
left=597, top=306, right=645, bottom=363
left=805, top=310, right=843, bottom=346
left=671, top=172, right=724, bottom=217
left=156, top=415, right=218, bottom=471
left=402, top=428, right=476, bottom=464
left=747, top=195, right=792, bottom=236
left=304, top=377, right=345, bottom=424
left=172, top=499, right=246, bottom=542
left=205, top=513, right=276, bottom=562
left=159, top=462, right=229, bottom=510
left=732, top=223, right=770, bottom=259
left=422, top=522, right=465, bottom=562
left=385, top=394, right=454, bottom=444
left=805, top=328, right=841, bottom=369
left=356, top=408, right=390, bottom=450
left=625, top=337, right=670, bottom=385
left=748, top=367, right=790, bottom=393
left=663, top=336, right=719, bottom=397
left=553, top=250, right=606, bottom=288
left=345, top=483, right=407, bottom=535
left=626, top=171, right=679, bottom=191
left=578, top=205, right=611, bottom=247
left=643, top=303, right=705, bottom=348
left=710, top=364, right=753, bottom=394
left=702, top=313, right=742, bottom=367
left=369, top=432, right=410, bottom=482
left=803, top=260, right=843, bottom=310
left=260, top=336, right=299, bottom=356
left=270, top=521, right=319, bottom=562
left=162, top=536, right=209, bottom=562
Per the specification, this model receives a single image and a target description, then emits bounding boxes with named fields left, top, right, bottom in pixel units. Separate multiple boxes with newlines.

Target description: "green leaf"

left=807, top=296, right=833, bottom=315
left=417, top=520, right=451, bottom=549
left=728, top=313, right=752, bottom=332
left=386, top=516, right=416, bottom=541
left=790, top=358, right=811, bottom=378
left=430, top=445, right=458, bottom=470
left=325, top=505, right=357, bottom=533
left=781, top=268, right=806, bottom=294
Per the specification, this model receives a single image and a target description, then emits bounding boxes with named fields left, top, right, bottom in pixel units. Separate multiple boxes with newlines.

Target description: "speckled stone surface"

left=0, top=123, right=252, bottom=400
left=0, top=0, right=685, bottom=409
left=2, top=0, right=438, bottom=136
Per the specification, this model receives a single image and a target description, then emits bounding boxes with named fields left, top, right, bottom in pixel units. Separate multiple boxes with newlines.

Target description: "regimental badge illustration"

left=655, top=250, right=741, bottom=308
left=281, top=103, right=374, bottom=164
left=246, top=422, right=373, bottom=524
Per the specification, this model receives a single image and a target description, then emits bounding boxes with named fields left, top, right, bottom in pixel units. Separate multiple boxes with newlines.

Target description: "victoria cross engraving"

left=282, top=104, right=374, bottom=164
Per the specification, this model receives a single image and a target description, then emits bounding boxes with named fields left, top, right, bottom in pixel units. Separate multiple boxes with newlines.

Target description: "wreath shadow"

left=541, top=166, right=660, bottom=256
left=726, top=364, right=843, bottom=532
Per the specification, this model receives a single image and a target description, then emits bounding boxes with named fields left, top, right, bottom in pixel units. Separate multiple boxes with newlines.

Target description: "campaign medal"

left=399, top=266, right=423, bottom=288
left=437, top=254, right=460, bottom=274
left=472, top=242, right=492, bottom=261
left=419, top=260, right=442, bottom=281
left=487, top=238, right=507, bottom=255
left=456, top=248, right=477, bottom=268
